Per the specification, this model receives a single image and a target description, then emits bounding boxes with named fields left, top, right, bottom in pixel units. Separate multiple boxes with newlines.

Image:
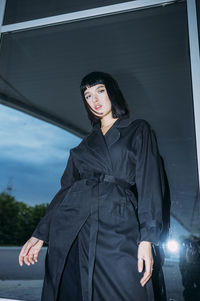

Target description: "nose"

left=92, top=94, right=99, bottom=103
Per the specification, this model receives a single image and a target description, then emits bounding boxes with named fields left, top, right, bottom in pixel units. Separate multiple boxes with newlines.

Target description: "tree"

left=0, top=192, right=48, bottom=246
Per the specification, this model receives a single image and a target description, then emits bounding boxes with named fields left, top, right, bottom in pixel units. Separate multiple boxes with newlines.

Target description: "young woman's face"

left=84, top=84, right=112, bottom=117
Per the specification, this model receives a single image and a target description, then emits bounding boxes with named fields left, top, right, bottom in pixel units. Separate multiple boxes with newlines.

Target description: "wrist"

left=139, top=241, right=152, bottom=245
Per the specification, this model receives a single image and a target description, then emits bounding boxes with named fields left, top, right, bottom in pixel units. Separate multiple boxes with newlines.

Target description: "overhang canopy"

left=0, top=1, right=199, bottom=234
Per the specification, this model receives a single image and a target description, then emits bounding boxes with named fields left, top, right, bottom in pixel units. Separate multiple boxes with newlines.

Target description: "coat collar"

left=84, top=114, right=135, bottom=172
left=92, top=113, right=135, bottom=131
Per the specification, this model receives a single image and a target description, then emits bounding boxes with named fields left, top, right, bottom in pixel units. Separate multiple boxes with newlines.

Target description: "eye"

left=85, top=95, right=91, bottom=100
left=98, top=89, right=105, bottom=93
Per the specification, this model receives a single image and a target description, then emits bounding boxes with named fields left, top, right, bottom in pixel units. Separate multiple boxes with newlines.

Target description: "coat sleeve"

left=135, top=120, right=165, bottom=246
left=31, top=149, right=80, bottom=244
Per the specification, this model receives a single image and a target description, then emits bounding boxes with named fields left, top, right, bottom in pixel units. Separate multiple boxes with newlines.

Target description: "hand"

left=18, top=237, right=44, bottom=266
left=137, top=241, right=154, bottom=287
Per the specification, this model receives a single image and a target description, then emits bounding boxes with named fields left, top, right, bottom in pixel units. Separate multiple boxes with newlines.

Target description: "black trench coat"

left=32, top=114, right=166, bottom=301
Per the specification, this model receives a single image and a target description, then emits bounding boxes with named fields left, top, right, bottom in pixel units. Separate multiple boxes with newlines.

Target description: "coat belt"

left=82, top=173, right=132, bottom=189
left=79, top=173, right=132, bottom=301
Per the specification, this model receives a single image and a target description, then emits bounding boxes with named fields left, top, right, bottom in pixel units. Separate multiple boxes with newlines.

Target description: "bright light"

left=166, top=239, right=180, bottom=253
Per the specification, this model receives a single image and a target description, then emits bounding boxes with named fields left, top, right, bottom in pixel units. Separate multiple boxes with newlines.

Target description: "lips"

left=95, top=104, right=102, bottom=110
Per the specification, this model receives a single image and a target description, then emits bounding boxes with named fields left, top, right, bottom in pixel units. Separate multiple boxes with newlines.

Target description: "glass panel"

left=0, top=104, right=81, bottom=299
left=0, top=1, right=199, bottom=300
left=197, top=0, right=200, bottom=42
left=3, top=0, right=134, bottom=25
left=0, top=104, right=80, bottom=209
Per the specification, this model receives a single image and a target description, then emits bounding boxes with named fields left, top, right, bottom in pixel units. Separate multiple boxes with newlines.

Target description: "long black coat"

left=32, top=114, right=166, bottom=301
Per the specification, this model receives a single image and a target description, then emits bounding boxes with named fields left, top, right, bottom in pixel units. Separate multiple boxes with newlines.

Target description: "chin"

left=93, top=109, right=104, bottom=116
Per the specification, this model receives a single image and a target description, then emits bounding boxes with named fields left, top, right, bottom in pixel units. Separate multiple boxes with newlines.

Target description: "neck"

left=100, top=112, right=118, bottom=128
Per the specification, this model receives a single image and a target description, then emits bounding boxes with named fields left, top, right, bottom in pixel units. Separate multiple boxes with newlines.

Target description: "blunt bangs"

left=80, top=71, right=130, bottom=127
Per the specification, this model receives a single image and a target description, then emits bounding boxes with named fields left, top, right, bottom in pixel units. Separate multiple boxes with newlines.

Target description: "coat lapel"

left=84, top=114, right=135, bottom=170
left=85, top=126, right=110, bottom=169
left=104, top=114, right=136, bottom=147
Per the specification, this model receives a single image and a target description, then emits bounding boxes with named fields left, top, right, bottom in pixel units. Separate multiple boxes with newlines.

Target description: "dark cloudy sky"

left=0, top=104, right=81, bottom=206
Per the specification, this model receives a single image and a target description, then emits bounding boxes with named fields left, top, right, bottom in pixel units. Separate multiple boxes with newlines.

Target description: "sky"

left=0, top=104, right=81, bottom=206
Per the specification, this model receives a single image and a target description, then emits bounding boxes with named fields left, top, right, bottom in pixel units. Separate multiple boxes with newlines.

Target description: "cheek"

left=101, top=94, right=111, bottom=106
left=86, top=99, right=93, bottom=107
left=105, top=98, right=112, bottom=109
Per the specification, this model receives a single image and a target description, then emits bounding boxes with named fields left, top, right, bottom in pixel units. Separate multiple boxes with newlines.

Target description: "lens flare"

left=166, top=239, right=180, bottom=253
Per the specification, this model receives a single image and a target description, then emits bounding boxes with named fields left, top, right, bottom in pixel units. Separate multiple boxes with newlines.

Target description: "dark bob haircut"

left=80, top=71, right=130, bottom=127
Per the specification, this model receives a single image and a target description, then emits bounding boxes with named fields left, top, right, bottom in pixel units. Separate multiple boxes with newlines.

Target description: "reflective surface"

left=197, top=0, right=200, bottom=38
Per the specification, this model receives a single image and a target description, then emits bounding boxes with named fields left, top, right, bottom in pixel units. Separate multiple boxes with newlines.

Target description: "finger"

left=33, top=252, right=39, bottom=263
left=22, top=243, right=32, bottom=257
left=30, top=243, right=42, bottom=263
left=138, top=258, right=144, bottom=273
left=141, top=274, right=152, bottom=286
left=19, top=238, right=40, bottom=266
left=140, top=260, right=152, bottom=280
left=140, top=268, right=153, bottom=284
left=31, top=250, right=39, bottom=264
left=28, top=252, right=35, bottom=264
left=33, top=242, right=43, bottom=262
left=19, top=254, right=24, bottom=266
left=140, top=259, right=153, bottom=286
left=19, top=244, right=29, bottom=266
left=145, top=258, right=152, bottom=274
left=24, top=255, right=31, bottom=266
left=140, top=268, right=152, bottom=282
left=140, top=271, right=152, bottom=285
left=19, top=250, right=25, bottom=266
left=32, top=245, right=42, bottom=263
left=19, top=244, right=27, bottom=258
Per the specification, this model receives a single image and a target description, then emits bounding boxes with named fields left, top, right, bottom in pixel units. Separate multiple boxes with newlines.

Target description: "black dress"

left=32, top=114, right=167, bottom=301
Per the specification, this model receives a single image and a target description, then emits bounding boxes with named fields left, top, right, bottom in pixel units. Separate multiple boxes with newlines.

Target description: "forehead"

left=84, top=84, right=105, bottom=94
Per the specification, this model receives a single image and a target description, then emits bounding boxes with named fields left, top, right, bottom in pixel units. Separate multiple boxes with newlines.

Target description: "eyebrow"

left=84, top=85, right=105, bottom=96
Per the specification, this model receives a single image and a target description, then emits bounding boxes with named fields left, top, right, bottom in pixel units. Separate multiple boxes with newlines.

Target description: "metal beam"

left=1, top=0, right=176, bottom=33
left=0, top=93, right=87, bottom=138
left=186, top=0, right=200, bottom=189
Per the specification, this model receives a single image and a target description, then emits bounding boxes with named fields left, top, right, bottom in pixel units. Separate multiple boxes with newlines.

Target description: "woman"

left=19, top=71, right=167, bottom=301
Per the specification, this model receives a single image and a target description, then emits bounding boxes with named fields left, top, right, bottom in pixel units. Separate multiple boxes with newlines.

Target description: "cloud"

left=0, top=105, right=81, bottom=164
left=0, top=105, right=82, bottom=204
left=0, top=156, right=65, bottom=205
